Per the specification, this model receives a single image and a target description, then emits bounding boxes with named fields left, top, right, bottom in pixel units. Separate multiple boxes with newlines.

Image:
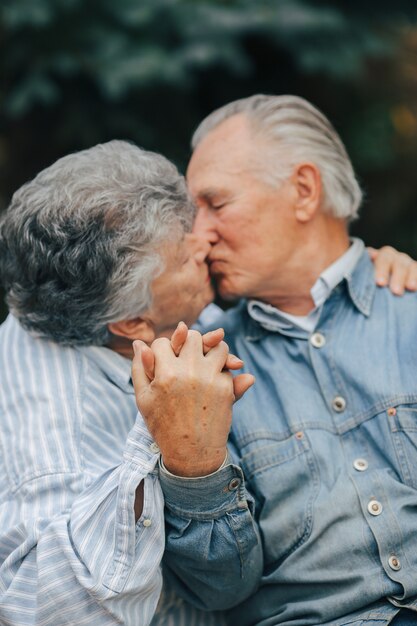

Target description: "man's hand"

left=369, top=246, right=417, bottom=295
left=132, top=328, right=254, bottom=477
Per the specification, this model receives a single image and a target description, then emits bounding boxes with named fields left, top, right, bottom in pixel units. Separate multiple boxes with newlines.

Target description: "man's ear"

left=108, top=317, right=155, bottom=344
left=292, top=162, right=322, bottom=223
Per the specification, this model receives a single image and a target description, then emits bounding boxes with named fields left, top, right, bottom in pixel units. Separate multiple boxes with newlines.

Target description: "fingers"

left=233, top=374, right=255, bottom=401
left=370, top=245, right=396, bottom=288
left=151, top=336, right=182, bottom=378
left=404, top=261, right=417, bottom=292
left=202, top=328, right=243, bottom=369
left=225, top=353, right=244, bottom=370
left=204, top=340, right=230, bottom=370
left=177, top=329, right=235, bottom=372
left=171, top=327, right=231, bottom=361
left=132, top=340, right=153, bottom=395
left=171, top=321, right=188, bottom=356
left=370, top=245, right=417, bottom=294
left=177, top=328, right=204, bottom=358
left=202, top=328, right=224, bottom=354
left=153, top=329, right=232, bottom=378
left=141, top=344, right=155, bottom=380
left=388, top=253, right=414, bottom=295
left=152, top=330, right=206, bottom=377
left=171, top=325, right=245, bottom=372
left=376, top=248, right=414, bottom=295
left=155, top=324, right=244, bottom=377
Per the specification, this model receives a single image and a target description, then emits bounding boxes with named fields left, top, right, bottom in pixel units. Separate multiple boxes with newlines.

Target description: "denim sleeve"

left=159, top=455, right=263, bottom=611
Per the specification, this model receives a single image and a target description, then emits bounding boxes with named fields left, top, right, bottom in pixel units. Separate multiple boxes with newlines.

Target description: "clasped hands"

left=131, top=323, right=254, bottom=477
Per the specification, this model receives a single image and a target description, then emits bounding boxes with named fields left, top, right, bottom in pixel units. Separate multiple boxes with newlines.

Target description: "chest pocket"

left=389, top=405, right=417, bottom=490
left=240, top=431, right=319, bottom=566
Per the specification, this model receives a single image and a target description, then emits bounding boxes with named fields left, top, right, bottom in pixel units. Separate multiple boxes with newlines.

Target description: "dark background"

left=2, top=0, right=417, bottom=321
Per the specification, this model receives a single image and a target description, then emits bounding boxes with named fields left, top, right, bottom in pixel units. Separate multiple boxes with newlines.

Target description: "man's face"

left=147, top=233, right=214, bottom=337
left=187, top=114, right=299, bottom=303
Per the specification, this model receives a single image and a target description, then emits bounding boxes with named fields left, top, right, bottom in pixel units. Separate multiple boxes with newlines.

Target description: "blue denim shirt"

left=161, top=248, right=417, bottom=625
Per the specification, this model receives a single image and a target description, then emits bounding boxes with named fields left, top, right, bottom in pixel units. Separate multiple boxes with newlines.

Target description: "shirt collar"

left=312, top=237, right=365, bottom=307
left=247, top=238, right=372, bottom=335
left=345, top=246, right=376, bottom=317
left=76, top=344, right=134, bottom=393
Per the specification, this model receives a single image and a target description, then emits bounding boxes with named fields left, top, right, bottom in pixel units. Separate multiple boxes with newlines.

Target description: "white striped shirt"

left=0, top=313, right=225, bottom=626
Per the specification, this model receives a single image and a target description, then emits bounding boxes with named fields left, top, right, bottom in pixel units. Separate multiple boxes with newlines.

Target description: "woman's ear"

left=108, top=317, right=156, bottom=344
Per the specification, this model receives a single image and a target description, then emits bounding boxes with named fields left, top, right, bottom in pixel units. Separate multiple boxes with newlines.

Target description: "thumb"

left=132, top=340, right=154, bottom=399
left=233, top=373, right=255, bottom=401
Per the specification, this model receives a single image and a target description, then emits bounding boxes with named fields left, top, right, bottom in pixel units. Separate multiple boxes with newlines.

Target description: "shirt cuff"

left=159, top=452, right=249, bottom=519
left=123, top=413, right=160, bottom=473
left=159, top=451, right=229, bottom=479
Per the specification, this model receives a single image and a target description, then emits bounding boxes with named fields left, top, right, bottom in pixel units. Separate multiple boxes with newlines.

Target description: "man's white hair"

left=191, top=94, right=362, bottom=221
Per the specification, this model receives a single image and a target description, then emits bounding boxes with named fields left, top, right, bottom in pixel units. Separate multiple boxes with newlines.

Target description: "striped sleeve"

left=0, top=316, right=165, bottom=626
left=0, top=418, right=165, bottom=626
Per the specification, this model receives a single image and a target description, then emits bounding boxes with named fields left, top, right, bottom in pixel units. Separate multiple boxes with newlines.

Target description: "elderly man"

left=0, top=140, right=258, bottom=625
left=133, top=96, right=417, bottom=626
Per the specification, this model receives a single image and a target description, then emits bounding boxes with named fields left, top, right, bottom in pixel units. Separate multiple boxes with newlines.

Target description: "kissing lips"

left=208, top=258, right=227, bottom=275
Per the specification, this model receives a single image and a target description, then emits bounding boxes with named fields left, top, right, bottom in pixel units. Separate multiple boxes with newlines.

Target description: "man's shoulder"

left=346, top=248, right=417, bottom=319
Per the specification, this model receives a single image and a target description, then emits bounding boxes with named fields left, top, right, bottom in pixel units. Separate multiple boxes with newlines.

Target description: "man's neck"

left=259, top=223, right=350, bottom=315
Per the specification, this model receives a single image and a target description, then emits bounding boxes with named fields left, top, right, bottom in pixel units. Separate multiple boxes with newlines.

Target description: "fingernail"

left=376, top=277, right=387, bottom=286
left=229, top=355, right=243, bottom=364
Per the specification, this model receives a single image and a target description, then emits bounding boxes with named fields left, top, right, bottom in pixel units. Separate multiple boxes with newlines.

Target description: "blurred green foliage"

left=2, top=0, right=417, bottom=319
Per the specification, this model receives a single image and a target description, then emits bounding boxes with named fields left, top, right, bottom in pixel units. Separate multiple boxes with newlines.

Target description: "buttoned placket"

left=307, top=288, right=350, bottom=432
left=352, top=467, right=411, bottom=591
left=306, top=290, right=412, bottom=595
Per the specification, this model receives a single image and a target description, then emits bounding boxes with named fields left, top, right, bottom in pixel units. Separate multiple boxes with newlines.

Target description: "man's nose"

left=193, top=206, right=219, bottom=244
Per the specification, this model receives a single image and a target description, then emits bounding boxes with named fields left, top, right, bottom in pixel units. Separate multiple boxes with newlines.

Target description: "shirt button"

left=228, top=478, right=241, bottom=491
left=149, top=442, right=160, bottom=454
left=143, top=518, right=152, bottom=527
left=353, top=458, right=368, bottom=471
left=332, top=396, right=346, bottom=412
left=388, top=555, right=401, bottom=571
left=310, top=332, right=326, bottom=348
left=367, top=499, right=383, bottom=516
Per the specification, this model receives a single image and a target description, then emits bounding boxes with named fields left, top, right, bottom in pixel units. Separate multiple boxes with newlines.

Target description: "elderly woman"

left=0, top=140, right=235, bottom=626
left=0, top=139, right=412, bottom=626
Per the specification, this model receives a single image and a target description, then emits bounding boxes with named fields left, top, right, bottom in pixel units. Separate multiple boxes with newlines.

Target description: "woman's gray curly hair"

left=0, top=140, right=195, bottom=345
